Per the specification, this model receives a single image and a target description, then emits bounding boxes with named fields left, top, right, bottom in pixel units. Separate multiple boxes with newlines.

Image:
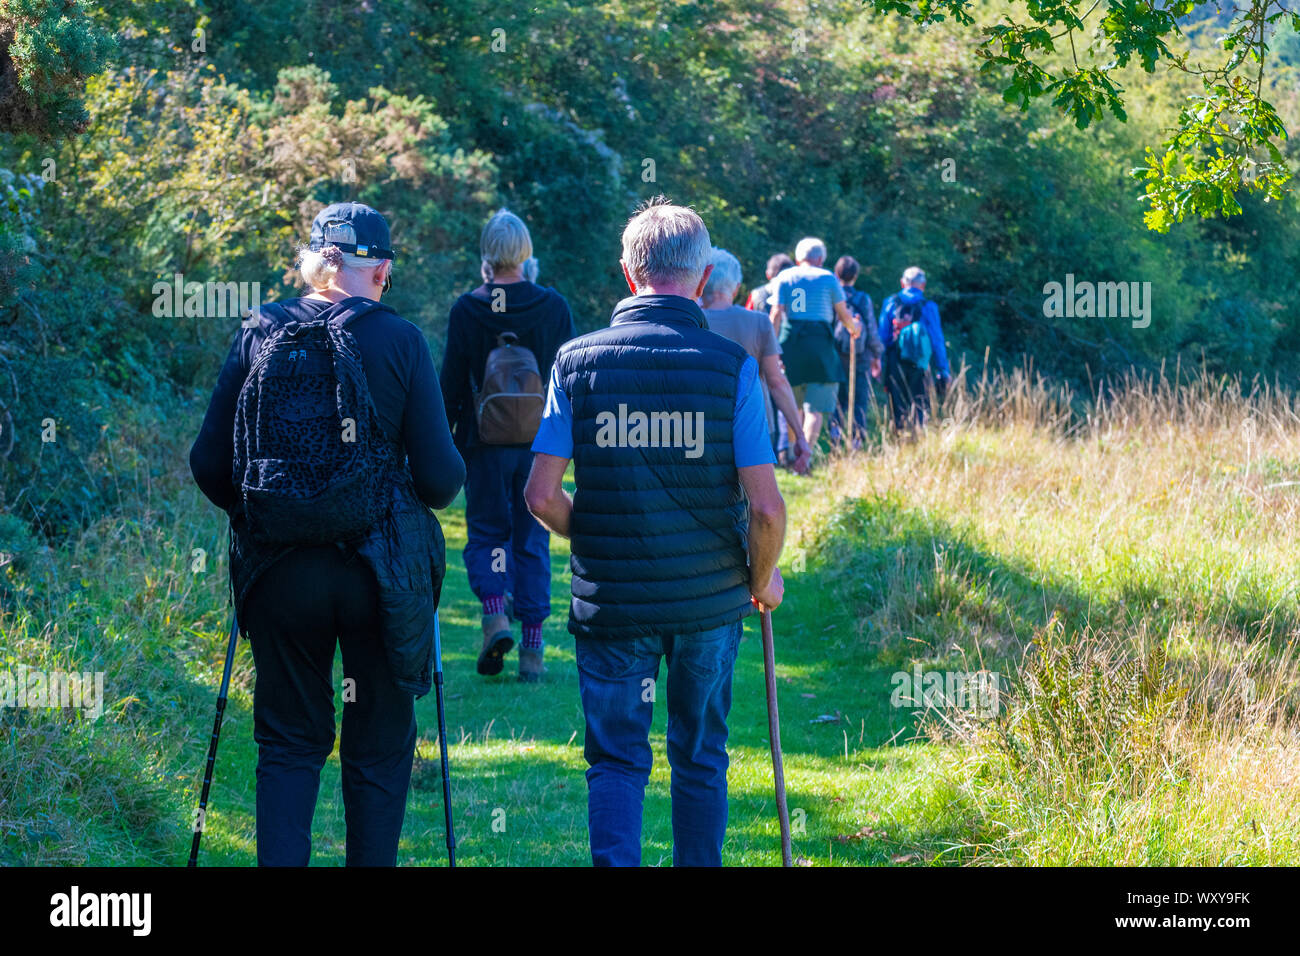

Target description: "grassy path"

left=197, top=471, right=953, bottom=867
left=14, top=375, right=1295, bottom=865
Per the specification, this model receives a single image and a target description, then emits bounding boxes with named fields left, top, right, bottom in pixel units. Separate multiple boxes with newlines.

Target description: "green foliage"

left=0, top=59, right=494, bottom=536
left=866, top=0, right=1296, bottom=231
left=991, top=620, right=1186, bottom=797
left=0, top=0, right=114, bottom=137
left=1136, top=72, right=1290, bottom=231
left=3, top=0, right=1300, bottom=543
left=0, top=166, right=40, bottom=305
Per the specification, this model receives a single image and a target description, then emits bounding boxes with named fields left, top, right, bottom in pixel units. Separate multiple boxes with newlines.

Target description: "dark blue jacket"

left=554, top=294, right=754, bottom=640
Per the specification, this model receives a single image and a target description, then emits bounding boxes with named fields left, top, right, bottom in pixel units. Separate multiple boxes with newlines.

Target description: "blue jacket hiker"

left=878, top=268, right=950, bottom=429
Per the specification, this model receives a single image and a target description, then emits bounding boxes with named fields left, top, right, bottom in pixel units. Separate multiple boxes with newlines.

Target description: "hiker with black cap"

left=189, top=201, right=465, bottom=866
left=441, top=209, right=577, bottom=683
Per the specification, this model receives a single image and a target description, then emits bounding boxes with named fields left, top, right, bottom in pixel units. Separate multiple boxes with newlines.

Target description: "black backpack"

left=232, top=297, right=394, bottom=547
left=835, top=287, right=873, bottom=356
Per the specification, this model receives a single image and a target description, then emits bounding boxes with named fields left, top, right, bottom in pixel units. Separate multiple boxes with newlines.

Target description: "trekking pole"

left=188, top=609, right=240, bottom=867
left=433, top=611, right=457, bottom=867
left=846, top=340, right=857, bottom=450
left=760, top=609, right=793, bottom=867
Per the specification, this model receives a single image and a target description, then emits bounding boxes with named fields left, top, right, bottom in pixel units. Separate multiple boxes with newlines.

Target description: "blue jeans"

left=462, top=444, right=551, bottom=623
left=575, top=621, right=743, bottom=867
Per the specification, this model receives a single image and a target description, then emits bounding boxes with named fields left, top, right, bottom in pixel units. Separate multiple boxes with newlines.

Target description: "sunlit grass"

left=3, top=365, right=1298, bottom=864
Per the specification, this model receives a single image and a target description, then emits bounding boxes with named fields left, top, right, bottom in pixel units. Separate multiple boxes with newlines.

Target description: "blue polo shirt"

left=533, top=353, right=776, bottom=468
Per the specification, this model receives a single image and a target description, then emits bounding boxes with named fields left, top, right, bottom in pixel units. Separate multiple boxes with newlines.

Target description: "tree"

left=0, top=0, right=113, bottom=138
left=866, top=0, right=1296, bottom=231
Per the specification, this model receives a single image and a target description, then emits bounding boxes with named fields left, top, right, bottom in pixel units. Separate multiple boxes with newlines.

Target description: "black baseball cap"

left=309, top=201, right=394, bottom=260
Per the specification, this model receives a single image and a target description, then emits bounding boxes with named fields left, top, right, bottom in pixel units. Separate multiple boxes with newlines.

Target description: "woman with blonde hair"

left=441, top=209, right=576, bottom=682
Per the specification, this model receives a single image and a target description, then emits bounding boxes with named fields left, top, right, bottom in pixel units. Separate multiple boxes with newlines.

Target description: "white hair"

left=621, top=199, right=711, bottom=288
left=795, top=237, right=826, bottom=264
left=703, top=247, right=743, bottom=302
left=296, top=245, right=389, bottom=292
left=902, top=266, right=926, bottom=286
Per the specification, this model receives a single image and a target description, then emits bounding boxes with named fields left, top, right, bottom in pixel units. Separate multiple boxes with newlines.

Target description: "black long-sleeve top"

left=190, top=295, right=465, bottom=512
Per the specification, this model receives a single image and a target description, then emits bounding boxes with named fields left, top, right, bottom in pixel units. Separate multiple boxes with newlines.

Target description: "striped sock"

left=482, top=594, right=506, bottom=617
left=521, top=621, right=544, bottom=650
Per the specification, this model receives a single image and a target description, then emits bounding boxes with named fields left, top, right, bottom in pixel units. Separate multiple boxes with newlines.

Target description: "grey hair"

left=703, top=247, right=743, bottom=302
left=296, top=245, right=389, bottom=292
left=621, top=198, right=711, bottom=289
left=480, top=208, right=533, bottom=281
left=902, top=266, right=926, bottom=286
left=522, top=257, right=539, bottom=283
left=795, top=236, right=826, bottom=264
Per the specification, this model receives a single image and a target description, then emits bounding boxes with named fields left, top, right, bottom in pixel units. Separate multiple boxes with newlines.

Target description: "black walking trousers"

left=884, top=346, right=930, bottom=430
left=243, top=544, right=417, bottom=866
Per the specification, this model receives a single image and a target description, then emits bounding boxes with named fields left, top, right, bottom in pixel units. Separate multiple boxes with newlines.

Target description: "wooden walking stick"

left=846, top=340, right=857, bottom=449
left=760, top=609, right=793, bottom=867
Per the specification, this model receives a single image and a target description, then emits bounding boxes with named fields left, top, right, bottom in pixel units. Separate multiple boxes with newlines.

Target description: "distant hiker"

left=743, top=252, right=794, bottom=313
left=878, top=266, right=951, bottom=431
left=832, top=255, right=883, bottom=443
left=441, top=209, right=576, bottom=682
left=524, top=198, right=787, bottom=867
left=740, top=252, right=799, bottom=466
left=189, top=201, right=465, bottom=866
left=702, top=247, right=811, bottom=472
left=768, top=237, right=862, bottom=453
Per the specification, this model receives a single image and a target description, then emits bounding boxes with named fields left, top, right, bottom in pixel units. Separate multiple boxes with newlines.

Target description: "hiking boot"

left=476, top=614, right=514, bottom=676
left=518, top=646, right=547, bottom=683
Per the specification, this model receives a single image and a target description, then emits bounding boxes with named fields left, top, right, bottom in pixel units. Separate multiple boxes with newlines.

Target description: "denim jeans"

left=462, top=444, right=552, bottom=623
left=575, top=620, right=743, bottom=867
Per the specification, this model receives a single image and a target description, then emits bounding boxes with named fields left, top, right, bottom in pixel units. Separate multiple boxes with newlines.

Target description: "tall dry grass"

left=802, top=362, right=1300, bottom=863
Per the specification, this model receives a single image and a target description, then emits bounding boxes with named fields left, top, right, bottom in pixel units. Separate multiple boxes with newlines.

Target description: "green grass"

left=191, top=472, right=963, bottom=867
left=4, top=369, right=1300, bottom=866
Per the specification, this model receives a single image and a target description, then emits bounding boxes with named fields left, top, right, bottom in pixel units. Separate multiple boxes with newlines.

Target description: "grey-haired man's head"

left=620, top=197, right=713, bottom=297
left=795, top=237, right=827, bottom=267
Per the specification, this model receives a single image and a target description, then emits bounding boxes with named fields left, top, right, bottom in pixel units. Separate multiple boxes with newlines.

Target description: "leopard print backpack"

left=232, top=297, right=394, bottom=547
